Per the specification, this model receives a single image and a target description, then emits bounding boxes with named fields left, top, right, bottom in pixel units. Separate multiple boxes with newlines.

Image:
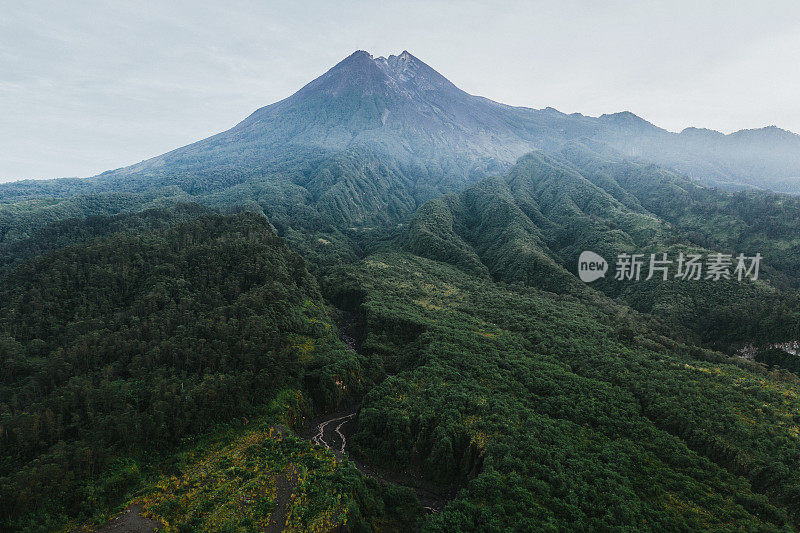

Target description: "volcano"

left=4, top=50, right=800, bottom=217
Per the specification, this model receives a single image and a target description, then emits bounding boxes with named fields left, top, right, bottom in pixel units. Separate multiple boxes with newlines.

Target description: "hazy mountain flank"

left=2, top=50, right=799, bottom=213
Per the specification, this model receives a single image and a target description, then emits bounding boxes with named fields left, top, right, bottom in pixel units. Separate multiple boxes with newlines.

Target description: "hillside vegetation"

left=327, top=252, right=800, bottom=530
left=407, top=145, right=800, bottom=347
left=0, top=213, right=376, bottom=529
left=1, top=49, right=800, bottom=532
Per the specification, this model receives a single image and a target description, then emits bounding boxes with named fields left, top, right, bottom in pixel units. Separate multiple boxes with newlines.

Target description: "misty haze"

left=1, top=3, right=800, bottom=532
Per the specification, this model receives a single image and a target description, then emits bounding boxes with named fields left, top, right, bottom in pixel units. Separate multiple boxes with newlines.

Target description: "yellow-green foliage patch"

left=140, top=426, right=345, bottom=531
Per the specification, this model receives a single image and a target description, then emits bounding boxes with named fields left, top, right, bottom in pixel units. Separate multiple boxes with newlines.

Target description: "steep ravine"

left=305, top=309, right=455, bottom=513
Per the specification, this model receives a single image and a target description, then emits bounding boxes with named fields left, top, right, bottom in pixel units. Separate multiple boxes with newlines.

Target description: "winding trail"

left=310, top=412, right=355, bottom=454
left=309, top=409, right=451, bottom=513
left=305, top=309, right=453, bottom=513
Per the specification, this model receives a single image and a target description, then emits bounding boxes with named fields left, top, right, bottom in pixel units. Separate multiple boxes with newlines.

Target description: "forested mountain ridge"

left=407, top=143, right=800, bottom=346
left=1, top=51, right=799, bottom=288
left=3, top=207, right=800, bottom=530
left=0, top=203, right=214, bottom=274
left=1, top=49, right=800, bottom=531
left=597, top=118, right=800, bottom=192
left=324, top=252, right=800, bottom=530
left=1, top=50, right=799, bottom=233
left=0, top=212, right=393, bottom=529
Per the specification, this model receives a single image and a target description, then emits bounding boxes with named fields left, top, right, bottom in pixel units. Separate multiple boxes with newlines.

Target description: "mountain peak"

left=728, top=125, right=800, bottom=146
left=598, top=111, right=661, bottom=134
left=287, top=49, right=387, bottom=99
left=92, top=49, right=800, bottom=198
left=289, top=49, right=461, bottom=101
left=329, top=49, right=379, bottom=73
left=680, top=126, right=724, bottom=138
left=342, top=49, right=374, bottom=63
left=373, top=50, right=458, bottom=92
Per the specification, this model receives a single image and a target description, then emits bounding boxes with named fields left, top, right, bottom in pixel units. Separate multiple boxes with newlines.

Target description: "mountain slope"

left=2, top=49, right=800, bottom=531
left=0, top=213, right=371, bottom=528
left=2, top=50, right=799, bottom=245
left=66, top=51, right=800, bottom=196
left=407, top=144, right=800, bottom=346
left=596, top=115, right=800, bottom=192
left=325, top=252, right=799, bottom=530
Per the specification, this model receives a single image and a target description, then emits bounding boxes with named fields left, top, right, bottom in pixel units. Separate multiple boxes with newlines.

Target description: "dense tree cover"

left=560, top=141, right=800, bottom=289
left=0, top=145, right=447, bottom=276
left=0, top=213, right=371, bottom=529
left=0, top=142, right=798, bottom=530
left=326, top=252, right=800, bottom=530
left=0, top=203, right=213, bottom=274
left=407, top=147, right=800, bottom=347
left=756, top=347, right=800, bottom=376
left=0, top=188, right=195, bottom=249
left=0, top=49, right=799, bottom=531
left=0, top=177, right=97, bottom=204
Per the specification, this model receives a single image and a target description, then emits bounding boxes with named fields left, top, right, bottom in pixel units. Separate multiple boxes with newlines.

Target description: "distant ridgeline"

left=406, top=141, right=800, bottom=347
left=2, top=51, right=800, bottom=237
left=1, top=50, right=800, bottom=531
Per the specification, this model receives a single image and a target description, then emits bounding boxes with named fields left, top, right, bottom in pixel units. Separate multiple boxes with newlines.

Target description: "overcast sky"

left=2, top=0, right=799, bottom=182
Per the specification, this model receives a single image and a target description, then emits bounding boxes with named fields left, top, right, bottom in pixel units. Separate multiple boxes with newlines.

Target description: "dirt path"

left=264, top=463, right=299, bottom=533
left=93, top=504, right=162, bottom=532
